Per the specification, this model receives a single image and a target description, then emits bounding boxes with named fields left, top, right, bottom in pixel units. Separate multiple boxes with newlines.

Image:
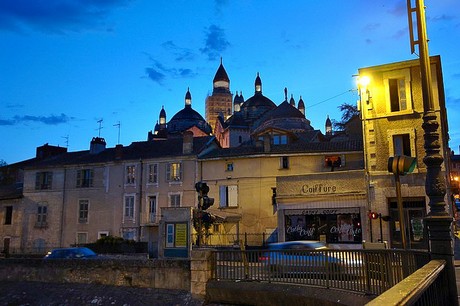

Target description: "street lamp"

left=388, top=155, right=417, bottom=249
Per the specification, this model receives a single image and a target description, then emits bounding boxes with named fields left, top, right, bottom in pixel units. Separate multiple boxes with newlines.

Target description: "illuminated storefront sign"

left=284, top=208, right=362, bottom=243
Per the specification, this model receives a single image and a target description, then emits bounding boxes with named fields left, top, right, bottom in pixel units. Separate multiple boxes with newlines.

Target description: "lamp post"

left=407, top=0, right=458, bottom=304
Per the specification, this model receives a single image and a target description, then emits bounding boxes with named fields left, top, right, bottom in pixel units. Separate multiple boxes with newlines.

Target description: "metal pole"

left=395, top=170, right=408, bottom=249
left=407, top=0, right=458, bottom=304
left=379, top=214, right=383, bottom=243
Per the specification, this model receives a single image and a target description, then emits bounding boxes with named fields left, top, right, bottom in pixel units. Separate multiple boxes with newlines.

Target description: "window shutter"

left=35, top=173, right=41, bottom=189
left=228, top=185, right=238, bottom=207
left=166, top=164, right=171, bottom=181
left=76, top=170, right=81, bottom=187
left=219, top=185, right=227, bottom=208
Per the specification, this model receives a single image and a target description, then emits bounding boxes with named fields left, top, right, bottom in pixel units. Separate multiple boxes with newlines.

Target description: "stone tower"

left=205, top=58, right=233, bottom=133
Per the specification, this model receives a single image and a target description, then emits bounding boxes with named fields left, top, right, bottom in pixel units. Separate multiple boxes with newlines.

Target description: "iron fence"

left=212, top=248, right=430, bottom=296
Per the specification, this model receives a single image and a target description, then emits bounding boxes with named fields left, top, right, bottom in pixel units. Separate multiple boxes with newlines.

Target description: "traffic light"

left=388, top=155, right=416, bottom=176
left=195, top=181, right=214, bottom=210
left=369, top=212, right=379, bottom=219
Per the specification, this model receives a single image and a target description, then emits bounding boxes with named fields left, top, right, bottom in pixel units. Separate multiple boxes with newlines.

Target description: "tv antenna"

left=114, top=121, right=121, bottom=144
left=61, top=135, right=69, bottom=148
left=96, top=119, right=103, bottom=137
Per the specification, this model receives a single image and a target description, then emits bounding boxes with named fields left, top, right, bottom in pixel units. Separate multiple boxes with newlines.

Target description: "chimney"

left=90, top=137, right=106, bottom=154
left=183, top=131, right=194, bottom=154
left=263, top=134, right=271, bottom=153
left=36, top=143, right=67, bottom=159
left=115, top=144, right=123, bottom=160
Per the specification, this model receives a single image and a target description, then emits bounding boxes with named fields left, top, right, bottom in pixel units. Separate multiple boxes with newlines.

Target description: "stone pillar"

left=190, top=249, right=214, bottom=298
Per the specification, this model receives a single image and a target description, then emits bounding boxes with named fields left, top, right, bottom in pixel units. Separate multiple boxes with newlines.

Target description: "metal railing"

left=212, top=248, right=430, bottom=296
left=366, top=259, right=448, bottom=306
left=191, top=232, right=276, bottom=247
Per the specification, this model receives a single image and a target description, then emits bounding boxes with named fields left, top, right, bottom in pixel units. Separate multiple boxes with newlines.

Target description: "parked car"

left=259, top=241, right=361, bottom=278
left=44, top=247, right=98, bottom=259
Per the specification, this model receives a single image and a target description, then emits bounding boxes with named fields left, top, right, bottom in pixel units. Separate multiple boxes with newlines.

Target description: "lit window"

left=77, top=169, right=94, bottom=188
left=167, top=162, right=182, bottom=182
left=35, top=172, right=53, bottom=190
left=126, top=165, right=136, bottom=184
left=219, top=185, right=238, bottom=208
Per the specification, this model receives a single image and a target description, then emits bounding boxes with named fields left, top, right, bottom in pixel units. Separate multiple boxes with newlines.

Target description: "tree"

left=332, top=103, right=359, bottom=131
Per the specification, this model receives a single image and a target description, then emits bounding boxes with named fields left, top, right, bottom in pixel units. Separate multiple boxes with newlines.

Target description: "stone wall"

left=0, top=258, right=191, bottom=291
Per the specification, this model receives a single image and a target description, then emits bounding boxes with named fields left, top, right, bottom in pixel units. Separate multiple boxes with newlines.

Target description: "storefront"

left=276, top=170, right=368, bottom=245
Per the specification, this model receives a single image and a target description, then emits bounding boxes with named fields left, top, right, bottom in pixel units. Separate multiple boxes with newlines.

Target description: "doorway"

left=388, top=198, right=428, bottom=249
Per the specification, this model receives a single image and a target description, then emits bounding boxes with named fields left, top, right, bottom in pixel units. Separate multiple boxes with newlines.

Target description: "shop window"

left=219, top=185, right=238, bottom=208
left=325, top=155, right=343, bottom=169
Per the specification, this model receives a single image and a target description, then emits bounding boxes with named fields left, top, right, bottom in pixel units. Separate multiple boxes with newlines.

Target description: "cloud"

left=387, top=2, right=406, bottom=17
left=0, top=113, right=73, bottom=125
left=452, top=73, right=460, bottom=79
left=0, top=0, right=133, bottom=34
left=200, top=24, right=230, bottom=61
left=429, top=14, right=456, bottom=22
left=363, top=23, right=381, bottom=32
left=392, top=28, right=407, bottom=39
left=144, top=56, right=197, bottom=84
left=161, top=40, right=196, bottom=62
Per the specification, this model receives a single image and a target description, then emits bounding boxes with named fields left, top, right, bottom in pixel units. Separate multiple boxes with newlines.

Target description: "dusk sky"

left=1, top=0, right=459, bottom=164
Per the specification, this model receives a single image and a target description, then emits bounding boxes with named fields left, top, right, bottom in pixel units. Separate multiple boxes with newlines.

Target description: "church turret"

left=298, top=96, right=305, bottom=116
left=289, top=94, right=295, bottom=106
left=255, top=72, right=262, bottom=94
left=212, top=57, right=230, bottom=94
left=159, top=106, right=166, bottom=126
left=185, top=87, right=192, bottom=107
left=325, top=115, right=332, bottom=136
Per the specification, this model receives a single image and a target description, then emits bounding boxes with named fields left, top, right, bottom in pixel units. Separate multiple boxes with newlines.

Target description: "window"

left=36, top=204, right=47, bottom=227
left=384, top=69, right=411, bottom=114
left=389, top=78, right=407, bottom=112
left=4, top=206, right=12, bottom=225
left=273, top=134, right=288, bottom=145
left=35, top=171, right=53, bottom=190
left=148, top=164, right=158, bottom=184
left=219, top=185, right=238, bottom=208
left=126, top=165, right=136, bottom=184
left=169, top=193, right=181, bottom=207
left=280, top=156, right=289, bottom=169
left=78, top=200, right=89, bottom=223
left=393, top=134, right=411, bottom=156
left=149, top=196, right=158, bottom=222
left=76, top=169, right=94, bottom=188
left=98, top=231, right=109, bottom=239
left=76, top=232, right=88, bottom=245
left=325, top=155, right=344, bottom=168
left=166, top=162, right=182, bottom=182
left=226, top=162, right=233, bottom=171
left=124, top=195, right=135, bottom=219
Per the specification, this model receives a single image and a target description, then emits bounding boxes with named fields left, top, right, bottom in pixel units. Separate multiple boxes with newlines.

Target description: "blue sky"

left=1, top=0, right=459, bottom=164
